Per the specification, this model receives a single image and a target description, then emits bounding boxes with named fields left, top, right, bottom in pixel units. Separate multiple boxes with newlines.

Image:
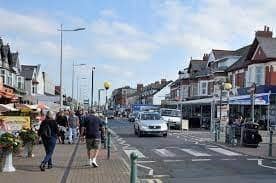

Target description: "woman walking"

left=38, top=111, right=60, bottom=171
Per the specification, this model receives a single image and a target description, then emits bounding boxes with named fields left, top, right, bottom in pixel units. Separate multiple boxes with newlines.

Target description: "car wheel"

left=163, top=133, right=167, bottom=137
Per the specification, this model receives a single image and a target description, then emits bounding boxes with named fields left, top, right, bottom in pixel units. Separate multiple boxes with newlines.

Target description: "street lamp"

left=57, top=24, right=85, bottom=109
left=104, top=81, right=111, bottom=111
left=72, top=62, right=86, bottom=101
left=91, top=66, right=96, bottom=109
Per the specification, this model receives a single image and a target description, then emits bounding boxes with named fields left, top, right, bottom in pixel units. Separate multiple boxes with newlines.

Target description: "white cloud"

left=0, top=8, right=57, bottom=37
left=100, top=64, right=134, bottom=78
left=90, top=19, right=158, bottom=62
left=100, top=9, right=119, bottom=19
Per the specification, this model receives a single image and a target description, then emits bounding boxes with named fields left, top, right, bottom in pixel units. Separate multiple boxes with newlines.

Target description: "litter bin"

left=241, top=123, right=262, bottom=148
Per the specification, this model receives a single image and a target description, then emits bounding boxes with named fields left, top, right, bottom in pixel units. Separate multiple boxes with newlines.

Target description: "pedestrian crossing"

left=124, top=146, right=244, bottom=160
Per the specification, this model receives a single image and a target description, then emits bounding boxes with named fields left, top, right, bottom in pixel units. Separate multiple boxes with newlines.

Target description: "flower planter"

left=2, top=152, right=16, bottom=172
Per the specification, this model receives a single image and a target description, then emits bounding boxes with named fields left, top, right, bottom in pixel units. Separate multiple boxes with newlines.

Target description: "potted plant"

left=0, top=132, right=21, bottom=172
left=19, top=128, right=37, bottom=158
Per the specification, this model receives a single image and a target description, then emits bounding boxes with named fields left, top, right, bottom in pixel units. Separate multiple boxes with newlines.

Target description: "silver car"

left=134, top=111, right=168, bottom=137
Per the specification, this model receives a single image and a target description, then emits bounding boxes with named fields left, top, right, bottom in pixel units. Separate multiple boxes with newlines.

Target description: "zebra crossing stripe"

left=181, top=148, right=211, bottom=157
left=208, top=147, right=242, bottom=156
left=153, top=149, right=176, bottom=157
left=124, top=149, right=146, bottom=158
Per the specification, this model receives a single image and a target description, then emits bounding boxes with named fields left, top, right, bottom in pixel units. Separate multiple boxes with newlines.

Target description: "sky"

left=1, top=0, right=276, bottom=103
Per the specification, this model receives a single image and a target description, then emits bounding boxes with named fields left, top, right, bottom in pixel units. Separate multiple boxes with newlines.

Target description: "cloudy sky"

left=1, top=0, right=276, bottom=102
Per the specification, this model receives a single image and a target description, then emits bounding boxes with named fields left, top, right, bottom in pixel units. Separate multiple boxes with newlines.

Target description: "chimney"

left=137, top=84, right=143, bottom=93
left=161, top=79, right=167, bottom=85
left=255, top=25, right=273, bottom=38
left=203, top=53, right=209, bottom=61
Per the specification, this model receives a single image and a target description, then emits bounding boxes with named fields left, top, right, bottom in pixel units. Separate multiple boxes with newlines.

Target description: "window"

left=32, top=84, right=37, bottom=94
left=255, top=65, right=264, bottom=85
left=248, top=67, right=254, bottom=86
left=0, top=69, right=5, bottom=85
left=7, top=72, right=12, bottom=86
left=17, top=76, right=24, bottom=89
left=200, top=81, right=208, bottom=95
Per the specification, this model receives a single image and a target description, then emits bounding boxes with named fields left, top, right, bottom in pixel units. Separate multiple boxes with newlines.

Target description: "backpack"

left=40, top=123, right=52, bottom=138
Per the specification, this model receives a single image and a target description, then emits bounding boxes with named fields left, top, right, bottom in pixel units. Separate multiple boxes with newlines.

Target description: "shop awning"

left=229, top=93, right=270, bottom=105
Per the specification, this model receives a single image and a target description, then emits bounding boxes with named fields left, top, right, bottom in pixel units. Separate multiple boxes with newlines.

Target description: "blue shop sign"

left=229, top=93, right=270, bottom=105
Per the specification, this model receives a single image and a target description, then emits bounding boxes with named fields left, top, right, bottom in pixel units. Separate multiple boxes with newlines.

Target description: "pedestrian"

left=68, top=111, right=79, bottom=144
left=80, top=110, right=104, bottom=167
left=56, top=111, right=68, bottom=144
left=38, top=111, right=60, bottom=171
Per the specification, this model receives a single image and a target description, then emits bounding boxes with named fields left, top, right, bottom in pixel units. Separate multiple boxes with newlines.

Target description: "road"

left=109, top=119, right=276, bottom=183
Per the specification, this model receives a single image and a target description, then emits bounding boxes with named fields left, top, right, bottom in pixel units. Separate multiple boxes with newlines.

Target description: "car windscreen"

left=141, top=113, right=161, bottom=120
left=161, top=110, right=181, bottom=117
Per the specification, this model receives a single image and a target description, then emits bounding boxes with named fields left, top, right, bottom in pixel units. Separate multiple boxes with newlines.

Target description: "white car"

left=134, top=111, right=168, bottom=137
left=160, top=108, right=181, bottom=128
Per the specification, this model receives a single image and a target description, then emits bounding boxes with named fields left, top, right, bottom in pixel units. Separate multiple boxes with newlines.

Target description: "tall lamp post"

left=72, top=62, right=86, bottom=107
left=57, top=24, right=85, bottom=109
left=98, top=89, right=104, bottom=113
left=104, top=81, right=111, bottom=111
left=91, top=67, right=96, bottom=109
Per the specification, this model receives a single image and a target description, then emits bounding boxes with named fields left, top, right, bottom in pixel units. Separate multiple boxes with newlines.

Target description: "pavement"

left=110, top=119, right=276, bottom=183
left=0, top=140, right=129, bottom=183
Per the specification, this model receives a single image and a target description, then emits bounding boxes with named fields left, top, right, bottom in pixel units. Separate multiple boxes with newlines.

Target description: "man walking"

left=81, top=110, right=104, bottom=167
left=68, top=111, right=79, bottom=144
left=56, top=111, right=68, bottom=144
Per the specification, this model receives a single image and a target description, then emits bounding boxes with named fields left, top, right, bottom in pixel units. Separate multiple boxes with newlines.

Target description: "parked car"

left=128, top=112, right=139, bottom=122
left=160, top=108, right=182, bottom=129
left=134, top=111, right=168, bottom=137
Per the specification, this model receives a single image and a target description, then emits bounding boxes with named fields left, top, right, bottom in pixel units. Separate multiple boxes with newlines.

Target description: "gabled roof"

left=187, top=59, right=208, bottom=77
left=21, top=65, right=40, bottom=80
left=256, top=37, right=276, bottom=58
left=227, top=45, right=251, bottom=71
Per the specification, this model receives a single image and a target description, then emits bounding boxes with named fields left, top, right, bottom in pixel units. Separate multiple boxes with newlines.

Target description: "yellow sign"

left=0, top=116, right=30, bottom=133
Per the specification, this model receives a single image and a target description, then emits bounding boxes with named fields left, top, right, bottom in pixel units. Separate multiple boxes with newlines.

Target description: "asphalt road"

left=109, top=119, right=276, bottom=183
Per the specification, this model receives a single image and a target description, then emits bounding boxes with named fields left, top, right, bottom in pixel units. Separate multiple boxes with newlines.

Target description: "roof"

left=188, top=59, right=208, bottom=77
left=212, top=49, right=236, bottom=60
left=21, top=64, right=40, bottom=80
left=256, top=36, right=276, bottom=58
left=227, top=45, right=251, bottom=71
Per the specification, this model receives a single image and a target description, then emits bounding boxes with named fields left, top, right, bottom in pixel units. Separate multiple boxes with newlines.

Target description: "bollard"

left=269, top=130, right=273, bottom=157
left=130, top=152, right=138, bottom=183
left=107, top=130, right=111, bottom=159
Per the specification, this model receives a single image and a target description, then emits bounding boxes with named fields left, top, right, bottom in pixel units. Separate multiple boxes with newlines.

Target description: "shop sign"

left=229, top=93, right=270, bottom=105
left=0, top=116, right=30, bottom=134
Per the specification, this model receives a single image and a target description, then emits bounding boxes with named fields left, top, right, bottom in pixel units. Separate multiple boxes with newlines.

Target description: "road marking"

left=180, top=148, right=211, bottom=157
left=140, top=179, right=163, bottom=183
left=124, top=149, right=146, bottom=158
left=164, top=159, right=184, bottom=162
left=247, top=158, right=263, bottom=161
left=208, top=147, right=242, bottom=156
left=138, top=160, right=156, bottom=163
left=153, top=175, right=170, bottom=178
left=191, top=159, right=211, bottom=162
left=153, top=149, right=176, bottom=157
left=221, top=158, right=237, bottom=161
left=258, top=159, right=276, bottom=170
left=137, top=163, right=154, bottom=175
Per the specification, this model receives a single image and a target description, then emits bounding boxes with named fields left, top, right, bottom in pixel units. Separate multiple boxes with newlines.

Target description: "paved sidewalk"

left=0, top=142, right=129, bottom=183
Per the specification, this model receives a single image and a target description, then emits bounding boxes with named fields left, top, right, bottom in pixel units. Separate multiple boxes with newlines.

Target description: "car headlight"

left=140, top=125, right=148, bottom=130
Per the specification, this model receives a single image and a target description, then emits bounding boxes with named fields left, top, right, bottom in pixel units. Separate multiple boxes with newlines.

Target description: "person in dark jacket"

left=56, top=111, right=68, bottom=144
left=38, top=111, right=60, bottom=171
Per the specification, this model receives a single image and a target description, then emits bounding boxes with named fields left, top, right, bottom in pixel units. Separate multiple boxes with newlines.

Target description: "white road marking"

left=163, top=159, right=184, bottom=162
left=208, top=147, right=242, bottom=156
left=138, top=160, right=156, bottom=163
left=247, top=158, right=263, bottom=161
left=258, top=159, right=276, bottom=170
left=181, top=148, right=211, bottom=157
left=137, top=163, right=154, bottom=175
left=153, top=149, right=176, bottom=157
left=153, top=175, right=170, bottom=178
left=124, top=149, right=146, bottom=158
left=221, top=158, right=237, bottom=161
left=191, top=159, right=211, bottom=162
